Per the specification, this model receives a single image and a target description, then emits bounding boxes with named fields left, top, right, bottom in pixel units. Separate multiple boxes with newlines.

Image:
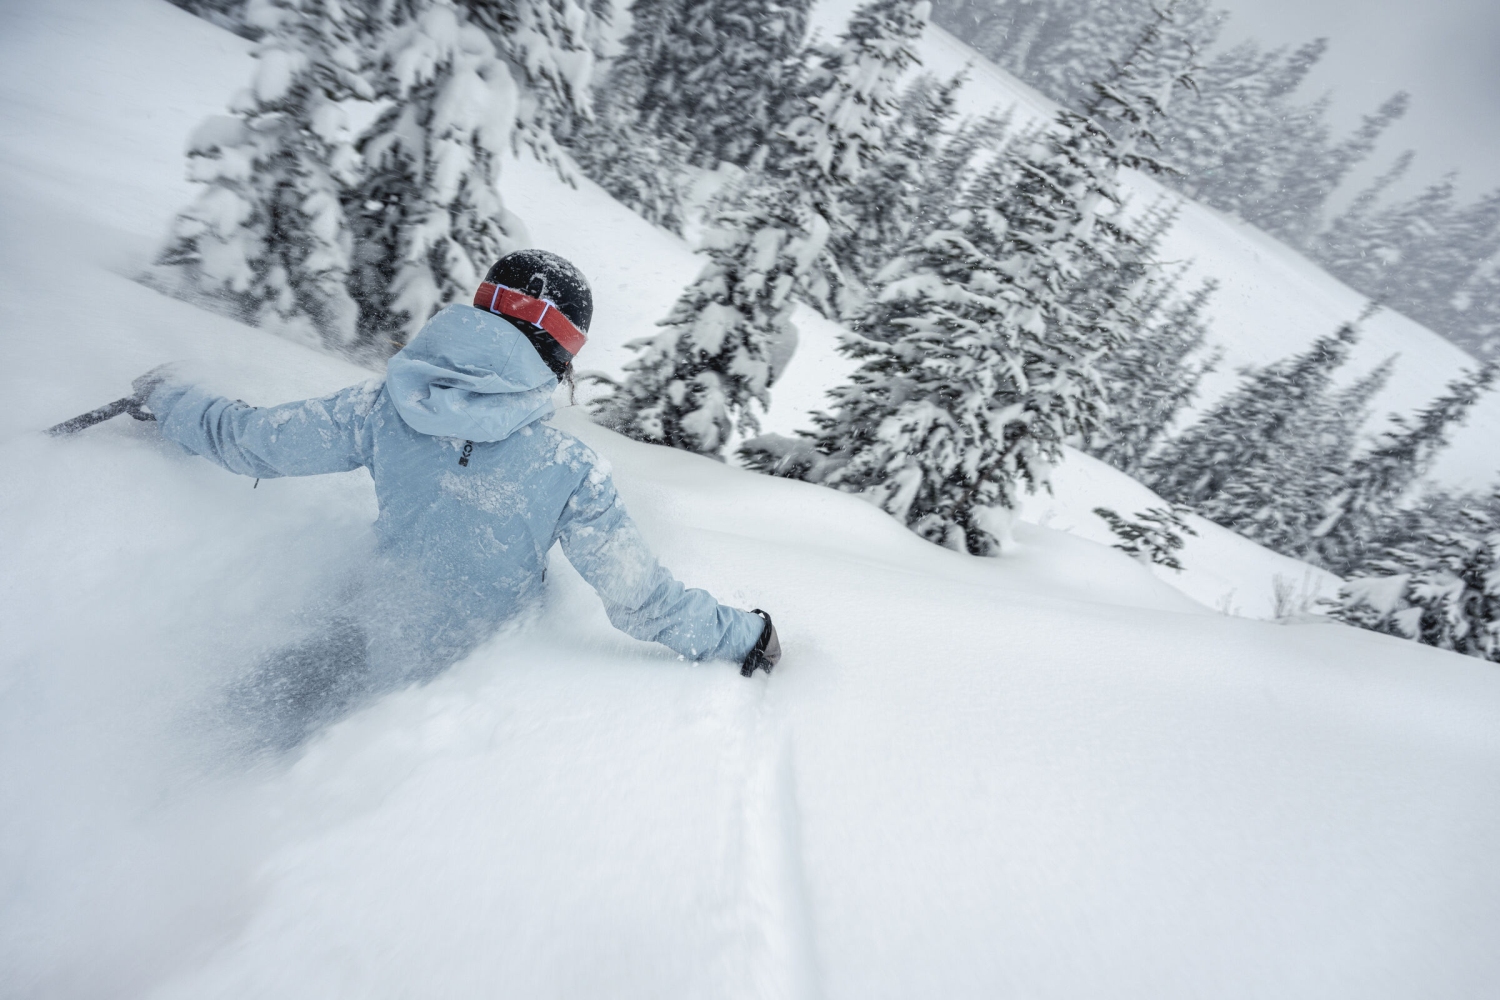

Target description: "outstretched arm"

left=143, top=375, right=380, bottom=479
left=557, top=462, right=767, bottom=666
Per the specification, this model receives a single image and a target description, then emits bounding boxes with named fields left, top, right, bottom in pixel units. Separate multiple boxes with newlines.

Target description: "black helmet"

left=475, top=250, right=593, bottom=379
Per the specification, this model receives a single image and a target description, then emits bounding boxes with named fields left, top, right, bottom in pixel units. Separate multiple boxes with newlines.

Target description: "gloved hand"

left=740, top=609, right=781, bottom=677
left=129, top=363, right=179, bottom=419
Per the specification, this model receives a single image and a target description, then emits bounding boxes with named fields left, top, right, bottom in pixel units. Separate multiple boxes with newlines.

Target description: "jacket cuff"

left=144, top=378, right=195, bottom=420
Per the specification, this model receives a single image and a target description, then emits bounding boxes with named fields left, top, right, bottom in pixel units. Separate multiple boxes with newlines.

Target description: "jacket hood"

left=386, top=305, right=558, bottom=442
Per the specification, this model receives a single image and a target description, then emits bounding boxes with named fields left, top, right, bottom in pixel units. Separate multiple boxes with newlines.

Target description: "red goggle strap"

left=474, top=281, right=587, bottom=356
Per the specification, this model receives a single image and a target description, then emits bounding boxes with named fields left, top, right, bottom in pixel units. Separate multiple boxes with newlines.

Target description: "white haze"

left=1213, top=0, right=1500, bottom=200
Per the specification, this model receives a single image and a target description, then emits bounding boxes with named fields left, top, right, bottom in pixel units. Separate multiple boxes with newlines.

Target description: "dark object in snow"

left=49, top=363, right=176, bottom=435
left=741, top=609, right=782, bottom=677
left=47, top=396, right=155, bottom=436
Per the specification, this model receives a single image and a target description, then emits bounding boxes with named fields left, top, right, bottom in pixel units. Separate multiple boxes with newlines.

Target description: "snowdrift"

left=2, top=2, right=1500, bottom=998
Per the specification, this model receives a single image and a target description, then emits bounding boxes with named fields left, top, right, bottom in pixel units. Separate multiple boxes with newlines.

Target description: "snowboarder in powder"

left=129, top=250, right=780, bottom=745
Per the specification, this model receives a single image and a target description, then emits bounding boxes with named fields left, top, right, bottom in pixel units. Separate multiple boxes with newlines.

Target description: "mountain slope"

left=2, top=2, right=1499, bottom=998
left=801, top=1, right=1500, bottom=490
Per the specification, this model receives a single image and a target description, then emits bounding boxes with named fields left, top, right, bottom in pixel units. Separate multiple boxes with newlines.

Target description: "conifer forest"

left=161, top=0, right=1500, bottom=663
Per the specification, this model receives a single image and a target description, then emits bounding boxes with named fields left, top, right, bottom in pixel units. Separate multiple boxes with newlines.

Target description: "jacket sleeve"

left=146, top=379, right=380, bottom=479
left=556, top=461, right=765, bottom=664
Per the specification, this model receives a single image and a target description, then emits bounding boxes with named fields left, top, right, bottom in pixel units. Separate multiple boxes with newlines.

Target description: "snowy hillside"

left=802, top=3, right=1500, bottom=491
left=3, top=2, right=1500, bottom=998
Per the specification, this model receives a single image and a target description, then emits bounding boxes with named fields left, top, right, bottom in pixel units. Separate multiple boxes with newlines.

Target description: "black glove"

left=740, top=609, right=781, bottom=677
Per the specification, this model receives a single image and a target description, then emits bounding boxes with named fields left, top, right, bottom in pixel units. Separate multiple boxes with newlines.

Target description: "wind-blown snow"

left=2, top=2, right=1500, bottom=998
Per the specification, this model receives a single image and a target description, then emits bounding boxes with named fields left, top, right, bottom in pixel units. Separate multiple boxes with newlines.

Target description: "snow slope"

left=3, top=2, right=1500, bottom=998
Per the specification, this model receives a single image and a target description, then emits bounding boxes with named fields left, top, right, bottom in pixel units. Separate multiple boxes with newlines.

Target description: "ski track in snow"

left=721, top=681, right=821, bottom=1000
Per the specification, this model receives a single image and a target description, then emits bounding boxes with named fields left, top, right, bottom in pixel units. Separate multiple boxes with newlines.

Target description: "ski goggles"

left=474, top=281, right=588, bottom=356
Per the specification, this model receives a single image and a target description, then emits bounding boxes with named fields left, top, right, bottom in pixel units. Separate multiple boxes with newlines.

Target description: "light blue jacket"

left=146, top=305, right=764, bottom=679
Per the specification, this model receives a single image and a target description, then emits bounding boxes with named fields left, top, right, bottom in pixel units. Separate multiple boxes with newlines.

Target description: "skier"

left=128, top=250, right=780, bottom=743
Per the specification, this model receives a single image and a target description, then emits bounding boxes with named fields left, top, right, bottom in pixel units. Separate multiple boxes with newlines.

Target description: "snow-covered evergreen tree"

left=1312, top=362, right=1498, bottom=575
left=630, top=0, right=813, bottom=167
left=559, top=0, right=691, bottom=233
left=925, top=0, right=1059, bottom=79
left=1086, top=272, right=1219, bottom=475
left=156, top=0, right=373, bottom=348
left=1313, top=149, right=1415, bottom=284
left=743, top=3, right=1198, bottom=554
left=1151, top=35, right=1406, bottom=247
left=1153, top=38, right=1279, bottom=193
left=929, top=1, right=1405, bottom=248
left=347, top=2, right=533, bottom=351
left=927, top=0, right=1217, bottom=107
left=1251, top=92, right=1408, bottom=247
left=560, top=110, right=692, bottom=234
left=748, top=202, right=1090, bottom=553
left=1333, top=498, right=1500, bottom=663
left=472, top=0, right=606, bottom=166
left=1034, top=0, right=1216, bottom=110
left=161, top=0, right=601, bottom=355
left=1304, top=353, right=1398, bottom=507
left=604, top=0, right=683, bottom=113
left=782, top=0, right=928, bottom=314
left=789, top=0, right=929, bottom=182
left=1143, top=317, right=1362, bottom=526
left=1314, top=168, right=1500, bottom=358
left=832, top=72, right=964, bottom=292
left=1216, top=352, right=1393, bottom=559
left=1180, top=42, right=1330, bottom=233
left=587, top=181, right=803, bottom=453
left=592, top=0, right=929, bottom=455
left=1453, top=266, right=1500, bottom=358
left=905, top=108, right=1016, bottom=246
left=1094, top=504, right=1197, bottom=570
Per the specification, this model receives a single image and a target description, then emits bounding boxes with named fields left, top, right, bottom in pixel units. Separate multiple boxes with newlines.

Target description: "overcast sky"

left=1210, top=0, right=1500, bottom=202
